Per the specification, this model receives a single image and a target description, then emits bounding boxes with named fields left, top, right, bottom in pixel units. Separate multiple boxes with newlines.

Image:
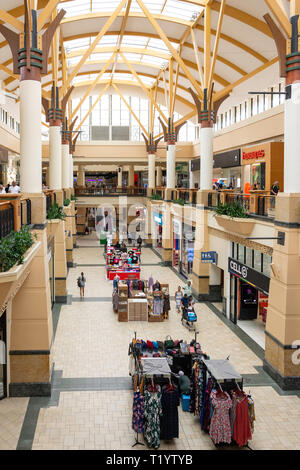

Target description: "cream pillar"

left=117, top=167, right=122, bottom=188
left=69, top=153, right=73, bottom=188
left=148, top=154, right=155, bottom=189
left=77, top=165, right=85, bottom=187
left=156, top=166, right=162, bottom=187
left=49, top=125, right=62, bottom=190
left=284, top=82, right=300, bottom=193
left=128, top=165, right=134, bottom=187
left=189, top=161, right=195, bottom=189
left=20, top=80, right=42, bottom=193
left=200, top=125, right=213, bottom=190
left=166, top=144, right=176, bottom=189
left=62, top=144, right=69, bottom=189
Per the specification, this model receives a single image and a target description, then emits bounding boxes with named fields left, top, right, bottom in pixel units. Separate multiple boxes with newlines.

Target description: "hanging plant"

left=0, top=226, right=35, bottom=272
left=47, top=202, right=66, bottom=220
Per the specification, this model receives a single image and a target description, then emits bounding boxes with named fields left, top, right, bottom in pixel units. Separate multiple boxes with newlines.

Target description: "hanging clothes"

left=160, top=386, right=180, bottom=440
left=144, top=390, right=162, bottom=449
left=132, top=391, right=145, bottom=434
left=209, top=391, right=232, bottom=445
left=148, top=276, right=154, bottom=291
left=163, top=294, right=170, bottom=314
left=247, top=396, right=255, bottom=433
left=153, top=296, right=163, bottom=315
left=232, top=392, right=252, bottom=447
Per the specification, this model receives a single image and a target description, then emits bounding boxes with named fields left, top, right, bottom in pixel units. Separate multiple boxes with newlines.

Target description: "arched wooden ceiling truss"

left=0, top=0, right=290, bottom=137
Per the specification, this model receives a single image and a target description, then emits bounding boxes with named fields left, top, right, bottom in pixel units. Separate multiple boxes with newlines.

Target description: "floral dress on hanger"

left=209, top=390, right=232, bottom=445
left=143, top=390, right=162, bottom=449
left=132, top=391, right=145, bottom=434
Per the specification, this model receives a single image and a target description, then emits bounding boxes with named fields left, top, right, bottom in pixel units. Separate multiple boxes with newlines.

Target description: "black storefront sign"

left=228, top=257, right=270, bottom=294
left=191, top=158, right=200, bottom=172
left=213, top=149, right=241, bottom=169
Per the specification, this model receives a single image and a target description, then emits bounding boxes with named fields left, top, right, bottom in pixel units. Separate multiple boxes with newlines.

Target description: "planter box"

left=215, top=214, right=255, bottom=236
left=0, top=241, right=41, bottom=284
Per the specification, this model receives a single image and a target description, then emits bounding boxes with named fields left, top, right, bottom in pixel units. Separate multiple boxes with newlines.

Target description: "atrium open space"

left=0, top=0, right=300, bottom=457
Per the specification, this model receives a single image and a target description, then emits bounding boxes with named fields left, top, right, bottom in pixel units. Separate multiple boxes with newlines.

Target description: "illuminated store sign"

left=242, top=150, right=265, bottom=161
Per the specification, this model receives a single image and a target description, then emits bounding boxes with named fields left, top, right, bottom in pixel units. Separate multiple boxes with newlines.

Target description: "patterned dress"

left=132, top=391, right=144, bottom=434
left=209, top=391, right=232, bottom=445
left=143, top=390, right=162, bottom=448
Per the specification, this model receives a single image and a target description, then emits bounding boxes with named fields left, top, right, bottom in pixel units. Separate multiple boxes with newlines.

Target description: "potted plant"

left=173, top=198, right=186, bottom=206
left=0, top=226, right=35, bottom=273
left=47, top=202, right=66, bottom=220
left=150, top=193, right=162, bottom=200
left=213, top=202, right=255, bottom=236
left=64, top=198, right=71, bottom=207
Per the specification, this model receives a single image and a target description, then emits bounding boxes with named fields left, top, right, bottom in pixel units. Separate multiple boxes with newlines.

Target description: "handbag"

left=164, top=335, right=174, bottom=350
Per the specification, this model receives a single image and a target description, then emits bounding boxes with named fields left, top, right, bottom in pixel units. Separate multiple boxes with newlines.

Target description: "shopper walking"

left=77, top=272, right=86, bottom=298
left=175, top=286, right=183, bottom=313
left=183, top=280, right=192, bottom=302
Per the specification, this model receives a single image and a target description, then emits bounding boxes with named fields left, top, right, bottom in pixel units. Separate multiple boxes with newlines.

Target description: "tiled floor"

left=2, top=240, right=300, bottom=450
left=237, top=319, right=266, bottom=350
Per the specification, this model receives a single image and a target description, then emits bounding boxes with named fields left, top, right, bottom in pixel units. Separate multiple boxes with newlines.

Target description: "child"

left=175, top=286, right=183, bottom=313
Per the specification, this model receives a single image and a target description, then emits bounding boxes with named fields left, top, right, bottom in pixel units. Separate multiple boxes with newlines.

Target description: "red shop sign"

left=242, top=149, right=265, bottom=160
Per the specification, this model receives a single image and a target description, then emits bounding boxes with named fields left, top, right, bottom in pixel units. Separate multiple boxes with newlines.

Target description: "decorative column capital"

left=0, top=7, right=66, bottom=82
left=157, top=117, right=186, bottom=145
left=142, top=132, right=163, bottom=153
left=188, top=86, right=229, bottom=128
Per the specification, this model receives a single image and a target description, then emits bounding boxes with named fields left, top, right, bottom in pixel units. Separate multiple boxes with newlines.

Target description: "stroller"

left=181, top=306, right=197, bottom=331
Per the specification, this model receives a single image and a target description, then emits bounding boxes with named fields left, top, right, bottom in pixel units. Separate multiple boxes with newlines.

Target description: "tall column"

left=62, top=143, right=69, bottom=190
left=166, top=144, right=176, bottom=189
left=20, top=77, right=42, bottom=193
left=189, top=160, right=195, bottom=189
left=263, top=8, right=300, bottom=389
left=200, top=123, right=213, bottom=190
left=77, top=165, right=85, bottom=187
left=156, top=166, right=162, bottom=187
left=148, top=154, right=156, bottom=189
left=49, top=123, right=62, bottom=190
left=69, top=153, right=73, bottom=189
left=128, top=164, right=134, bottom=187
left=117, top=166, right=122, bottom=188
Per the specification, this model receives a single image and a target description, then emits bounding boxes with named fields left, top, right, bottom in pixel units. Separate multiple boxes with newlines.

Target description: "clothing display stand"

left=132, top=432, right=145, bottom=447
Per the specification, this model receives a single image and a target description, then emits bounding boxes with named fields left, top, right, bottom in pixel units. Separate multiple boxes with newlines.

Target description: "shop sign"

left=242, top=150, right=265, bottom=161
left=213, top=149, right=241, bottom=168
left=228, top=257, right=270, bottom=293
left=153, top=212, right=163, bottom=226
left=201, top=251, right=217, bottom=264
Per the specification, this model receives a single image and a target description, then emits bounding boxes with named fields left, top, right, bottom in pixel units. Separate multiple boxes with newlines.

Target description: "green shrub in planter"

left=150, top=193, right=162, bottom=200
left=47, top=202, right=66, bottom=220
left=173, top=198, right=186, bottom=206
left=0, top=226, right=35, bottom=272
left=64, top=198, right=71, bottom=206
left=70, top=194, right=77, bottom=201
left=214, top=202, right=248, bottom=218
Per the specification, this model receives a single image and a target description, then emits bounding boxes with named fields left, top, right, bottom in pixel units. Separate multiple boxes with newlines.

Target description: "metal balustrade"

left=0, top=203, right=14, bottom=238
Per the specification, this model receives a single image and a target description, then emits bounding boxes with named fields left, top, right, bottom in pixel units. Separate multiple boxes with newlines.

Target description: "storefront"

left=213, top=148, right=241, bottom=189
left=172, top=219, right=181, bottom=273
left=228, top=242, right=271, bottom=348
left=152, top=211, right=163, bottom=255
left=172, top=219, right=195, bottom=279
left=241, top=142, right=284, bottom=194
left=181, top=224, right=195, bottom=279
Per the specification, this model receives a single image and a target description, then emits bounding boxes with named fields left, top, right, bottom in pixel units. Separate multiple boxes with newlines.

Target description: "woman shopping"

left=175, top=286, right=183, bottom=313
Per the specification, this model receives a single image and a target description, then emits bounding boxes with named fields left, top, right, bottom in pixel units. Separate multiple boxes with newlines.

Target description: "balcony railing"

left=21, top=198, right=32, bottom=226
left=207, top=190, right=276, bottom=219
left=75, top=186, right=147, bottom=197
left=0, top=202, right=14, bottom=238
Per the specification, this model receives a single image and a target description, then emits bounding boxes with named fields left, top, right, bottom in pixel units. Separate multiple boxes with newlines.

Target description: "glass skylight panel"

left=62, top=0, right=91, bottom=17
left=141, top=56, right=166, bottom=66
left=163, top=0, right=203, bottom=21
